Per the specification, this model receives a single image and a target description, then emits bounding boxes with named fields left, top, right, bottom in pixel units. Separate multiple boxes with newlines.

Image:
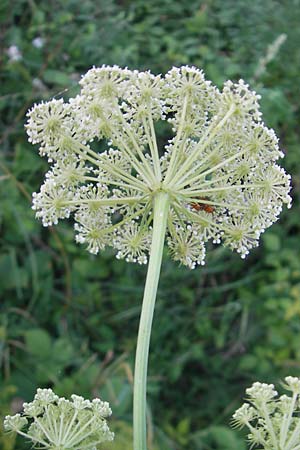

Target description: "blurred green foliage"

left=1, top=0, right=300, bottom=448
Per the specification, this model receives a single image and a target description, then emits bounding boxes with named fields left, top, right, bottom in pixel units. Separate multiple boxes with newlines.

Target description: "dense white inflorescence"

left=231, top=377, right=300, bottom=450
left=4, top=388, right=114, bottom=449
left=26, top=65, right=291, bottom=269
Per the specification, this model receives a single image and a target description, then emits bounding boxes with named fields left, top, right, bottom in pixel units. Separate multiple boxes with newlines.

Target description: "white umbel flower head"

left=26, top=65, right=291, bottom=268
left=4, top=388, right=114, bottom=449
left=231, top=377, right=300, bottom=450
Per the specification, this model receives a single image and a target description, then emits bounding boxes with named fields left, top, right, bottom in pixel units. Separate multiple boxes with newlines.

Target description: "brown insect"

left=190, top=197, right=215, bottom=214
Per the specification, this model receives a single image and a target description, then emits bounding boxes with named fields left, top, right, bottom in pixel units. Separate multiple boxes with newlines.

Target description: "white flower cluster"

left=26, top=65, right=291, bottom=268
left=231, top=377, right=300, bottom=450
left=4, top=388, right=114, bottom=449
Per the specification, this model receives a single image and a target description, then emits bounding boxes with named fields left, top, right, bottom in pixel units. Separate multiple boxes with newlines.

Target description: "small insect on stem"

left=190, top=197, right=215, bottom=213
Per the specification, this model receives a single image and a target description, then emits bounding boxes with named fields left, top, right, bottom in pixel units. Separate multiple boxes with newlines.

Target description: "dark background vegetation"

left=1, top=0, right=300, bottom=449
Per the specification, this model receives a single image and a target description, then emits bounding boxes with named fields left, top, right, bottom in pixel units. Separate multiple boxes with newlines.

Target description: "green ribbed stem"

left=133, top=191, right=170, bottom=450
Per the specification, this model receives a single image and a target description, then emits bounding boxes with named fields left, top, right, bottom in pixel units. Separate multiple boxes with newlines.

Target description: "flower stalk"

left=21, top=65, right=292, bottom=449
left=133, top=191, right=170, bottom=450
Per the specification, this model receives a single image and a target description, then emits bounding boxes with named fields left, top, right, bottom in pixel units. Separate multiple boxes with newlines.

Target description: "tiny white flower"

left=231, top=403, right=257, bottom=429
left=4, top=413, right=28, bottom=432
left=114, top=220, right=152, bottom=264
left=246, top=382, right=278, bottom=403
left=167, top=223, right=206, bottom=269
left=32, top=37, right=45, bottom=48
left=6, top=45, right=22, bottom=62
left=32, top=77, right=47, bottom=91
left=282, top=376, right=300, bottom=394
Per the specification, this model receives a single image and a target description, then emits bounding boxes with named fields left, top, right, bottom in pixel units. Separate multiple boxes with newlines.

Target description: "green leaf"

left=43, top=70, right=70, bottom=86
left=263, top=232, right=281, bottom=252
left=24, top=328, right=52, bottom=358
left=192, top=425, right=246, bottom=450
